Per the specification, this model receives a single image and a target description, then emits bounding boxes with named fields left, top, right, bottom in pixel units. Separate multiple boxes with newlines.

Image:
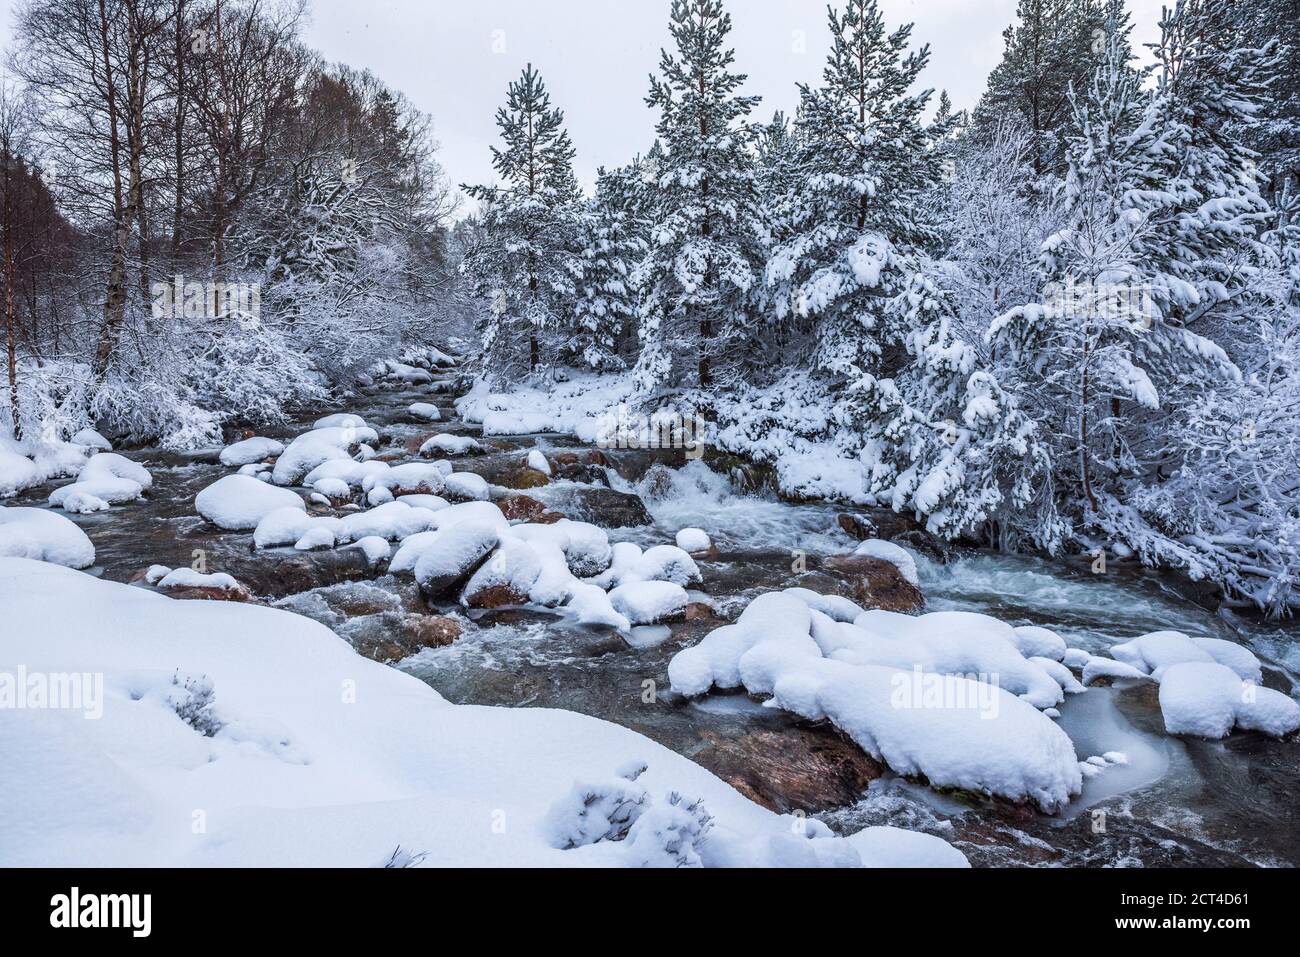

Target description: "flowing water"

left=25, top=366, right=1300, bottom=868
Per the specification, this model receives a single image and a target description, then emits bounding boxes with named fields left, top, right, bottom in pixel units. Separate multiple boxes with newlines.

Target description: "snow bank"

left=0, top=450, right=40, bottom=497
left=669, top=592, right=1082, bottom=811
left=0, top=507, right=95, bottom=568
left=196, top=475, right=306, bottom=530
left=2, top=557, right=968, bottom=866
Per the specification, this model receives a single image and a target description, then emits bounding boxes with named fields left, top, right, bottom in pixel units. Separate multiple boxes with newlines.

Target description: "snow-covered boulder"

left=443, top=472, right=490, bottom=502
left=675, top=527, right=712, bottom=555
left=272, top=425, right=378, bottom=486
left=412, top=522, right=501, bottom=598
left=1158, top=662, right=1300, bottom=738
left=851, top=539, right=919, bottom=586
left=196, top=475, right=306, bottom=531
left=608, top=581, right=689, bottom=626
left=1110, top=631, right=1263, bottom=683
left=313, top=413, right=368, bottom=430
left=154, top=567, right=252, bottom=602
left=462, top=539, right=544, bottom=608
left=339, top=501, right=440, bottom=542
left=408, top=402, right=442, bottom=422
left=512, top=519, right=612, bottom=577
left=669, top=591, right=1083, bottom=812
left=49, top=452, right=153, bottom=510
left=364, top=461, right=449, bottom=497
left=0, top=506, right=95, bottom=568
left=219, top=437, right=285, bottom=468
left=1011, top=625, right=1068, bottom=662
left=420, top=434, right=482, bottom=457
left=253, top=508, right=344, bottom=550
left=526, top=449, right=551, bottom=476
left=70, top=428, right=112, bottom=452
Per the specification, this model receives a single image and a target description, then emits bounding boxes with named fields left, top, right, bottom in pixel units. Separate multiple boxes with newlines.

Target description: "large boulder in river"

left=691, top=726, right=885, bottom=814
left=819, top=555, right=925, bottom=613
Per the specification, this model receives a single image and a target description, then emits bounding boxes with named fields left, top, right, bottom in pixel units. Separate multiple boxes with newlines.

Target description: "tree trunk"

left=2, top=151, right=19, bottom=438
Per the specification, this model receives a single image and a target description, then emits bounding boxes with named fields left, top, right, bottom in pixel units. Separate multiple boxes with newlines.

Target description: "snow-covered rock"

left=608, top=581, right=689, bottom=625
left=408, top=403, right=442, bottom=422
left=219, top=437, right=285, bottom=468
left=363, top=461, right=448, bottom=497
left=412, top=522, right=501, bottom=597
left=313, top=413, right=368, bottom=430
left=443, top=472, right=490, bottom=502
left=49, top=452, right=153, bottom=510
left=196, top=475, right=306, bottom=531
left=1158, top=662, right=1300, bottom=738
left=1109, top=631, right=1263, bottom=684
left=675, top=527, right=712, bottom=554
left=339, top=501, right=439, bottom=542
left=669, top=591, right=1082, bottom=812
left=59, top=491, right=112, bottom=515
left=851, top=539, right=919, bottom=586
left=1011, top=625, right=1068, bottom=662
left=253, top=508, right=344, bottom=550
left=70, top=428, right=112, bottom=452
left=420, top=434, right=482, bottom=457
left=526, top=449, right=551, bottom=476
left=0, top=506, right=95, bottom=568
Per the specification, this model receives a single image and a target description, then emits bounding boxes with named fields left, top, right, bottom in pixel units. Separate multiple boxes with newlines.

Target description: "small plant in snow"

left=167, top=672, right=222, bottom=737
left=383, top=845, right=430, bottom=868
left=543, top=760, right=650, bottom=849
left=623, top=792, right=714, bottom=868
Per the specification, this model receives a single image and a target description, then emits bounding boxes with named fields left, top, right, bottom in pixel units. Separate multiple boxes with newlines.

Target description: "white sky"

left=1, top=0, right=1170, bottom=203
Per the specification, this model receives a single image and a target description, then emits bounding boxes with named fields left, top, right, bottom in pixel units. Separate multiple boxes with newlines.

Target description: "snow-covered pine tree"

left=765, top=0, right=941, bottom=375
left=461, top=64, right=582, bottom=377
left=632, top=0, right=765, bottom=393
left=569, top=163, right=649, bottom=371
left=988, top=3, right=1285, bottom=584
left=971, top=0, right=1111, bottom=179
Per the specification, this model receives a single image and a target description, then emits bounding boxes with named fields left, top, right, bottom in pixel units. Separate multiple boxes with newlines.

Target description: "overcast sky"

left=299, top=0, right=1168, bottom=205
left=2, top=0, right=1169, bottom=203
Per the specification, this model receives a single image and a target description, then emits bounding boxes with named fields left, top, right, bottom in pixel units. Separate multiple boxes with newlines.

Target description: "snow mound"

left=49, top=452, right=153, bottom=510
left=668, top=591, right=1082, bottom=812
left=339, top=501, right=439, bottom=542
left=443, top=472, right=490, bottom=502
left=675, top=527, right=712, bottom=554
left=420, top=434, right=483, bottom=457
left=408, top=403, right=442, bottom=422
left=526, top=449, right=551, bottom=476
left=0, top=506, right=95, bottom=568
left=196, top=475, right=306, bottom=530
left=0, top=451, right=41, bottom=497
left=608, top=581, right=689, bottom=625
left=219, top=437, right=285, bottom=468
left=313, top=413, right=368, bottom=430
left=70, top=428, right=112, bottom=452
left=1159, top=662, right=1300, bottom=738
left=1109, top=631, right=1263, bottom=683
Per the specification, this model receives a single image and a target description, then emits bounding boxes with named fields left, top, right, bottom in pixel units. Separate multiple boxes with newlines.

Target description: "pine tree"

left=765, top=0, right=941, bottom=374
left=988, top=4, right=1274, bottom=521
left=633, top=0, right=765, bottom=393
left=569, top=163, right=648, bottom=371
left=461, top=64, right=582, bottom=376
left=972, top=0, right=1110, bottom=179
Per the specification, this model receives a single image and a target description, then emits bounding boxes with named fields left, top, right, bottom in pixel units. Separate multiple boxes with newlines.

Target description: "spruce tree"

left=633, top=0, right=765, bottom=393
